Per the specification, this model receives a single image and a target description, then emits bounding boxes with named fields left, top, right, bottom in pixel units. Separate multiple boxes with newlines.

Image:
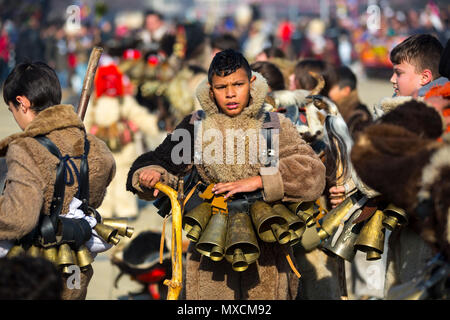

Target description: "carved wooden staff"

left=77, top=46, right=103, bottom=121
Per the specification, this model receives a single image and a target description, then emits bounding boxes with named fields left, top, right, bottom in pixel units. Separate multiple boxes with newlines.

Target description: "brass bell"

left=317, top=195, right=357, bottom=240
left=182, top=202, right=212, bottom=243
left=224, top=212, right=260, bottom=272
left=321, top=208, right=364, bottom=262
left=288, top=229, right=301, bottom=246
left=94, top=223, right=121, bottom=245
left=42, top=246, right=59, bottom=265
left=272, top=203, right=305, bottom=246
left=287, top=202, right=315, bottom=227
left=355, top=209, right=386, bottom=261
left=26, top=245, right=41, bottom=258
left=300, top=225, right=322, bottom=251
left=76, top=245, right=94, bottom=269
left=57, top=243, right=77, bottom=268
left=102, top=218, right=135, bottom=238
left=196, top=212, right=228, bottom=261
left=5, top=244, right=25, bottom=258
left=383, top=203, right=408, bottom=231
left=366, top=250, right=382, bottom=260
left=250, top=201, right=290, bottom=244
left=231, top=248, right=248, bottom=272
left=295, top=225, right=306, bottom=239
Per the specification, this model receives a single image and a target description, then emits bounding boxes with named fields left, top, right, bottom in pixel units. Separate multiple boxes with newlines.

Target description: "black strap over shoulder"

left=262, top=112, right=276, bottom=168
left=33, top=134, right=91, bottom=247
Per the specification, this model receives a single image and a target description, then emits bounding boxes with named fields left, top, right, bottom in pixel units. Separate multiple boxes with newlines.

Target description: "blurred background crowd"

left=0, top=0, right=448, bottom=91
left=0, top=0, right=449, bottom=301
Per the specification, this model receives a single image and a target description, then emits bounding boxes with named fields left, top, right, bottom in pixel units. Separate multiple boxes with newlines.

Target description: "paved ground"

left=0, top=76, right=394, bottom=300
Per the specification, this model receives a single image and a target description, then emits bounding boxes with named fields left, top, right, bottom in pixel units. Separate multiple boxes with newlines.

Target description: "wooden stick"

left=77, top=46, right=103, bottom=121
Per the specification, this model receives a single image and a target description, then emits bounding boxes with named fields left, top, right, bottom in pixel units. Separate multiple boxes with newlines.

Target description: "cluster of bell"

left=95, top=218, right=135, bottom=244
left=182, top=199, right=313, bottom=272
left=286, top=201, right=320, bottom=228
left=5, top=218, right=134, bottom=273
left=382, top=204, right=408, bottom=231
left=6, top=242, right=95, bottom=273
left=319, top=197, right=407, bottom=262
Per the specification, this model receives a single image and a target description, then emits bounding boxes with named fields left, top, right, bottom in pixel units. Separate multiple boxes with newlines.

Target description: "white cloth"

left=61, top=197, right=112, bottom=254
left=0, top=240, right=14, bottom=258
left=0, top=197, right=112, bottom=257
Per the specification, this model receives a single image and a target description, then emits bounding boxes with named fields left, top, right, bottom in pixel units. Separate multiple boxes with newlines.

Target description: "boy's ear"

left=250, top=75, right=256, bottom=84
left=342, top=86, right=352, bottom=96
left=209, top=85, right=214, bottom=100
left=16, top=96, right=31, bottom=110
left=420, top=69, right=433, bottom=86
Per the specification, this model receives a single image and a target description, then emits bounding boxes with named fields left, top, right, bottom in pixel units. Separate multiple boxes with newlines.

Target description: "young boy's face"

left=390, top=60, right=424, bottom=96
left=210, top=67, right=256, bottom=117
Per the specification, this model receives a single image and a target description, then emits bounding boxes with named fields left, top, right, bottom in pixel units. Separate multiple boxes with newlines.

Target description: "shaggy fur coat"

left=0, top=104, right=116, bottom=299
left=351, top=99, right=450, bottom=294
left=127, top=72, right=326, bottom=299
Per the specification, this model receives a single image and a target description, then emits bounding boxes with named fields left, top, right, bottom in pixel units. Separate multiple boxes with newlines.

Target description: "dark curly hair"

left=208, top=49, right=252, bottom=84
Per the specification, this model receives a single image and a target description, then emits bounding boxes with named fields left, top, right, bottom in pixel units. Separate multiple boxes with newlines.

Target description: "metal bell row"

left=5, top=218, right=135, bottom=273
left=5, top=242, right=94, bottom=273
left=318, top=200, right=406, bottom=262
left=182, top=200, right=312, bottom=272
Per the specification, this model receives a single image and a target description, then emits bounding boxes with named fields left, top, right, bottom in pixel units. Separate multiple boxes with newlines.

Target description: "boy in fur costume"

left=0, top=62, right=115, bottom=299
left=126, top=49, right=326, bottom=299
left=327, top=35, right=447, bottom=299
left=331, top=34, right=446, bottom=213
left=84, top=59, right=165, bottom=219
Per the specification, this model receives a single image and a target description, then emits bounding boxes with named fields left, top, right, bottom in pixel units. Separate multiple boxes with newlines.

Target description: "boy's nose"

left=225, top=86, right=236, bottom=97
left=390, top=73, right=396, bottom=84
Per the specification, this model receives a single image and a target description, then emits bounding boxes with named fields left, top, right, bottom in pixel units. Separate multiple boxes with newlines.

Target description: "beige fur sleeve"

left=0, top=143, right=45, bottom=240
left=261, top=115, right=326, bottom=203
left=132, top=164, right=180, bottom=201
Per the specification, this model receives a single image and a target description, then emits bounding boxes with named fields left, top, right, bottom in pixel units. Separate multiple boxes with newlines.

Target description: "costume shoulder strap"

left=261, top=112, right=280, bottom=168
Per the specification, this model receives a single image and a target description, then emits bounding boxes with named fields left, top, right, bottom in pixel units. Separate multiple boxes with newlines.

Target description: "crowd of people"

left=0, top=1, right=449, bottom=301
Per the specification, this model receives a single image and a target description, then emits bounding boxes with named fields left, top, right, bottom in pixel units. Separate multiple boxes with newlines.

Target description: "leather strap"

left=33, top=133, right=91, bottom=247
